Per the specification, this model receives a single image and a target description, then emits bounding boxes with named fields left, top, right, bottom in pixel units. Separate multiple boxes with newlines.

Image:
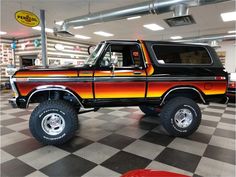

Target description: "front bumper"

left=9, top=98, right=18, bottom=108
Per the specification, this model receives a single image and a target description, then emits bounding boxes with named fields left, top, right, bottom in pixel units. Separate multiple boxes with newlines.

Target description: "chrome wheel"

left=174, top=108, right=193, bottom=128
left=41, top=113, right=65, bottom=136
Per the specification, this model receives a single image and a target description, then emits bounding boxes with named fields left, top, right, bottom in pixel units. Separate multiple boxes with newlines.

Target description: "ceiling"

left=0, top=0, right=235, bottom=43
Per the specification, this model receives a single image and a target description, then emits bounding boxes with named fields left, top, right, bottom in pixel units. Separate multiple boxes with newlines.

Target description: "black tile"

left=0, top=127, right=14, bottom=135
left=40, top=154, right=97, bottom=177
left=140, top=132, right=174, bottom=146
left=203, top=111, right=222, bottom=117
left=208, top=105, right=225, bottom=110
left=97, top=109, right=114, bottom=113
left=201, top=119, right=218, bottom=127
left=155, top=148, right=201, bottom=173
left=96, top=114, right=119, bottom=121
left=19, top=129, right=33, bottom=137
left=187, top=132, right=212, bottom=144
left=98, top=134, right=135, bottom=149
left=214, top=128, right=235, bottom=139
left=2, top=138, right=44, bottom=157
left=11, top=111, right=30, bottom=117
left=1, top=159, right=36, bottom=177
left=138, top=120, right=159, bottom=130
left=57, top=136, right=93, bottom=153
left=224, top=110, right=235, bottom=115
left=192, top=174, right=203, bottom=177
left=0, top=118, right=26, bottom=126
left=220, top=118, right=236, bottom=124
left=98, top=122, right=124, bottom=132
left=227, top=104, right=236, bottom=108
left=101, top=151, right=151, bottom=174
left=203, top=145, right=235, bottom=165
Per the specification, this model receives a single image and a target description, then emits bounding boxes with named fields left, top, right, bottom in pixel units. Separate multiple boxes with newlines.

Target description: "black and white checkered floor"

left=1, top=91, right=235, bottom=177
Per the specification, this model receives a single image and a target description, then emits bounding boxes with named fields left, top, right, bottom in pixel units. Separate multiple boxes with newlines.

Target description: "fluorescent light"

left=75, top=34, right=91, bottom=40
left=221, top=11, right=236, bottom=22
left=94, top=31, right=114, bottom=37
left=127, top=16, right=141, bottom=20
left=32, top=26, right=53, bottom=33
left=228, top=30, right=236, bottom=34
left=73, top=26, right=84, bottom=29
left=224, top=34, right=236, bottom=38
left=55, top=21, right=64, bottom=25
left=0, top=31, right=7, bottom=35
left=143, top=23, right=164, bottom=31
left=170, top=36, right=183, bottom=40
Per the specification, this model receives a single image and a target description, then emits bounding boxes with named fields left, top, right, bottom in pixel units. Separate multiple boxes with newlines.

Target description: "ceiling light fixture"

left=127, top=16, right=141, bottom=20
left=143, top=24, right=164, bottom=31
left=75, top=34, right=91, bottom=40
left=228, top=30, right=236, bottom=34
left=32, top=26, right=53, bottom=33
left=94, top=31, right=114, bottom=37
left=221, top=11, right=236, bottom=22
left=170, top=36, right=183, bottom=40
left=0, top=31, right=7, bottom=35
left=55, top=21, right=64, bottom=25
left=73, top=26, right=84, bottom=29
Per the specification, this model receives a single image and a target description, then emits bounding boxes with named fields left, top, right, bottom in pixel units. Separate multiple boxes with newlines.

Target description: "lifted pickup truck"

left=9, top=40, right=228, bottom=145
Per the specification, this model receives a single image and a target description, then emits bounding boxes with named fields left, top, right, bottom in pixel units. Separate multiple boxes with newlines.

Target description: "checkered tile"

left=1, top=91, right=235, bottom=177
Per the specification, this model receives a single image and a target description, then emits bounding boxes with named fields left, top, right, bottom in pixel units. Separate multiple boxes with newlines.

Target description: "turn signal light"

left=215, top=76, right=226, bottom=80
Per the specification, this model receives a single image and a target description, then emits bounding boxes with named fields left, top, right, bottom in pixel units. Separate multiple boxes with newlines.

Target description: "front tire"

left=29, top=100, right=78, bottom=145
left=160, top=97, right=201, bottom=137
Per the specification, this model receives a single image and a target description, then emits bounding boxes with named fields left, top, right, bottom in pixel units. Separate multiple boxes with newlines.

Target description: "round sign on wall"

left=15, top=10, right=40, bottom=27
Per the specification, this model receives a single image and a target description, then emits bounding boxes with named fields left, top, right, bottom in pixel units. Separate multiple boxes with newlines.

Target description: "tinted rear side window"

left=153, top=45, right=212, bottom=65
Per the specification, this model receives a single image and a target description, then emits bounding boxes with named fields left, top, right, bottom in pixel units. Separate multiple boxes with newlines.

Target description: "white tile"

left=1, top=132, right=30, bottom=147
left=0, top=114, right=16, bottom=120
left=226, top=107, right=236, bottom=111
left=111, top=117, right=137, bottom=126
left=82, top=166, right=120, bottom=177
left=74, top=142, right=119, bottom=164
left=7, top=121, right=28, bottom=131
left=222, top=113, right=235, bottom=120
left=204, top=108, right=225, bottom=113
left=19, top=146, right=69, bottom=169
left=124, top=140, right=165, bottom=160
left=195, top=157, right=235, bottom=177
left=217, top=122, right=236, bottom=132
left=209, top=103, right=227, bottom=107
left=147, top=161, right=193, bottom=176
left=168, top=138, right=207, bottom=156
left=196, top=125, right=215, bottom=135
left=82, top=112, right=104, bottom=118
left=202, top=115, right=221, bottom=122
left=78, top=127, right=111, bottom=141
left=108, top=111, right=130, bottom=117
left=209, top=135, right=235, bottom=150
left=116, top=126, right=148, bottom=139
left=25, top=171, right=48, bottom=177
left=0, top=150, right=15, bottom=164
left=82, top=119, right=107, bottom=128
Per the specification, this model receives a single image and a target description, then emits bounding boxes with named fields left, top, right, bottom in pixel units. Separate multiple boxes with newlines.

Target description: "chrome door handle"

left=133, top=71, right=142, bottom=75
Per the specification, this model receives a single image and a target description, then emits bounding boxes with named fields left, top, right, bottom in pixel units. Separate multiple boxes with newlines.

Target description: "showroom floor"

left=0, top=91, right=235, bottom=177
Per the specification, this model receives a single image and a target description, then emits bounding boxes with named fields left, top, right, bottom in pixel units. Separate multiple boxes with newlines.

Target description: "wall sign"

left=15, top=10, right=40, bottom=27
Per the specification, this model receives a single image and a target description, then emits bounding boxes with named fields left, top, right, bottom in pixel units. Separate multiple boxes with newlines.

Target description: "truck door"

left=94, top=43, right=146, bottom=99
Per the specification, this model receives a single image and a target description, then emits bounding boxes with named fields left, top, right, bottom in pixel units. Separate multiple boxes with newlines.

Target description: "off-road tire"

left=29, top=100, right=78, bottom=145
left=160, top=97, right=201, bottom=137
left=139, top=105, right=161, bottom=115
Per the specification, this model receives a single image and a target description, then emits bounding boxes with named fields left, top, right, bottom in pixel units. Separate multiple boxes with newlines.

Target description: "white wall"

left=216, top=40, right=236, bottom=73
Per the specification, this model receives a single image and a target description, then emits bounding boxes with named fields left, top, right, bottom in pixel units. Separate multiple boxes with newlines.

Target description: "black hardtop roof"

left=100, top=39, right=209, bottom=47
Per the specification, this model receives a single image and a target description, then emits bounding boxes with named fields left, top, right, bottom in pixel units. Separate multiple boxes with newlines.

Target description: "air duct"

left=58, top=0, right=232, bottom=35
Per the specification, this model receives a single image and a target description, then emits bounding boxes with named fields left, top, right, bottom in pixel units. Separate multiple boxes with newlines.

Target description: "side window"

left=152, top=45, right=212, bottom=65
left=99, top=44, right=143, bottom=68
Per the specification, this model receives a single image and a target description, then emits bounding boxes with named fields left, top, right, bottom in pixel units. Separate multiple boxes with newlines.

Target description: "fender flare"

left=160, top=86, right=206, bottom=106
left=26, top=85, right=84, bottom=108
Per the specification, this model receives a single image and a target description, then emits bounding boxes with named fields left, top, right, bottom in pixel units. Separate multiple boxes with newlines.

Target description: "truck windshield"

left=85, top=43, right=105, bottom=65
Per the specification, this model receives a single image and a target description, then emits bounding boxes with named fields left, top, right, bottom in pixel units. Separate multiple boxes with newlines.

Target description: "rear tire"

left=29, top=100, right=78, bottom=145
left=160, top=97, right=201, bottom=137
left=139, top=105, right=161, bottom=115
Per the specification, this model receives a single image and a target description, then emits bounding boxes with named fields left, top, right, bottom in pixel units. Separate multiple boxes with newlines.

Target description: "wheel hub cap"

left=174, top=108, right=193, bottom=128
left=41, top=113, right=65, bottom=136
